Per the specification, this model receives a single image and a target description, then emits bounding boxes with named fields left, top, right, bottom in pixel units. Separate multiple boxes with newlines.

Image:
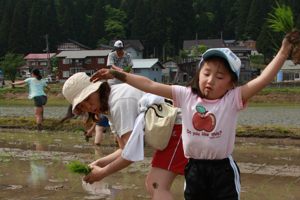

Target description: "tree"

left=119, top=0, right=138, bottom=38
left=27, top=0, right=48, bottom=53
left=57, top=0, right=76, bottom=39
left=43, top=0, right=63, bottom=52
left=73, top=0, right=88, bottom=44
left=131, top=0, right=146, bottom=39
left=8, top=0, right=32, bottom=54
left=244, top=0, right=271, bottom=40
left=0, top=53, right=26, bottom=86
left=170, top=0, right=195, bottom=56
left=235, top=0, right=252, bottom=40
left=256, top=24, right=275, bottom=64
left=104, top=4, right=127, bottom=40
left=0, top=0, right=17, bottom=57
left=89, top=0, right=106, bottom=48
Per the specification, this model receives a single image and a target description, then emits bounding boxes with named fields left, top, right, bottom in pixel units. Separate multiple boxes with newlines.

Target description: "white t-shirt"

left=172, top=85, right=248, bottom=159
left=106, top=83, right=145, bottom=137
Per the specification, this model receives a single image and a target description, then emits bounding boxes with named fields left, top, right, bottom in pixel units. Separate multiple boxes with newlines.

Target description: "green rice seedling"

left=125, top=66, right=131, bottom=73
left=267, top=2, right=300, bottom=64
left=286, top=180, right=295, bottom=191
left=67, top=160, right=92, bottom=175
left=267, top=2, right=293, bottom=34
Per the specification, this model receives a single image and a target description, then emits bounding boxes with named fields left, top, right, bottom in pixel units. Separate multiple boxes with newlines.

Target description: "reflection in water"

left=27, top=161, right=48, bottom=186
left=81, top=179, right=111, bottom=196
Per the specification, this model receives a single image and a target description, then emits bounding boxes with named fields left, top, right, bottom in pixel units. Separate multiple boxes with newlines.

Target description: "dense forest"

left=0, top=0, right=299, bottom=60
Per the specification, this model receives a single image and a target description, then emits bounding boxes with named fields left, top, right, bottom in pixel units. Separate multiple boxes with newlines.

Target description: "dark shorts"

left=34, top=95, right=47, bottom=107
left=96, top=115, right=110, bottom=127
left=184, top=155, right=241, bottom=200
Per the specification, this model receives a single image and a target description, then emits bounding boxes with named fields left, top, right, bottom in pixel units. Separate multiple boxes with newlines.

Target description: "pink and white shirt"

left=172, top=85, right=248, bottom=159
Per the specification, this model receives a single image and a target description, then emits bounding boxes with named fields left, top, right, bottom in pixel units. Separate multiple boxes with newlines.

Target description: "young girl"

left=62, top=72, right=188, bottom=200
left=12, top=69, right=51, bottom=131
left=90, top=35, right=298, bottom=199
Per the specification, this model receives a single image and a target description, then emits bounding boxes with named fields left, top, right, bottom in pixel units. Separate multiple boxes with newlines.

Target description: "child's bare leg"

left=95, top=125, right=105, bottom=145
left=35, top=107, right=43, bottom=124
left=146, top=166, right=178, bottom=200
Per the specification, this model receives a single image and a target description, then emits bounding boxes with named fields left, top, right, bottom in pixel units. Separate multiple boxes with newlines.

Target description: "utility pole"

left=44, top=34, right=51, bottom=75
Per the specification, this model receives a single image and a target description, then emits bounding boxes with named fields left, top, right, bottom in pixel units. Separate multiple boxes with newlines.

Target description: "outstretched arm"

left=241, top=32, right=298, bottom=102
left=90, top=69, right=173, bottom=100
left=11, top=81, right=26, bottom=85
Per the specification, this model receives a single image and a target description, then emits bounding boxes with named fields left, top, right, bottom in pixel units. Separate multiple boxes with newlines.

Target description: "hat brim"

left=113, top=46, right=123, bottom=51
left=201, top=49, right=240, bottom=79
left=71, top=81, right=102, bottom=113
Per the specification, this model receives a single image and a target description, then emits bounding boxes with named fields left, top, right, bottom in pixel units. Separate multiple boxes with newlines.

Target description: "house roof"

left=132, top=59, right=164, bottom=69
left=67, top=38, right=91, bottom=50
left=24, top=53, right=56, bottom=59
left=162, top=59, right=179, bottom=65
left=227, top=46, right=251, bottom=52
left=183, top=39, right=225, bottom=50
left=282, top=60, right=300, bottom=70
left=56, top=50, right=111, bottom=59
left=224, top=40, right=236, bottom=44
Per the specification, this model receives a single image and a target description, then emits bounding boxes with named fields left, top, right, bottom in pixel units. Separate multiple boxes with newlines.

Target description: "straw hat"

left=62, top=72, right=102, bottom=112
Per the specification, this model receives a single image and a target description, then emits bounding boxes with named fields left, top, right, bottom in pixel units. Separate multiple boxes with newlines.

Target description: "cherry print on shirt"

left=192, top=106, right=216, bottom=132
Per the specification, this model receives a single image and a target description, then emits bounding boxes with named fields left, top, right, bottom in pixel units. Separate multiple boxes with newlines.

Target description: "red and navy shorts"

left=151, top=124, right=188, bottom=175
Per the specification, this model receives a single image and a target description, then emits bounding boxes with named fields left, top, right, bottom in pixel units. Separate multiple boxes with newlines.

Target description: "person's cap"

left=199, top=48, right=241, bottom=80
left=113, top=40, right=124, bottom=51
left=62, top=72, right=102, bottom=113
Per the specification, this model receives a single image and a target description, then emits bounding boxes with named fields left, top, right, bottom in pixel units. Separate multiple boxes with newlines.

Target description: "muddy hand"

left=90, top=69, right=114, bottom=82
left=83, top=165, right=105, bottom=184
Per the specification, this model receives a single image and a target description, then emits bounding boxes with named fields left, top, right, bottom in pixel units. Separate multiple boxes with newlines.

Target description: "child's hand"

left=90, top=69, right=115, bottom=82
left=83, top=165, right=105, bottom=184
left=284, top=28, right=300, bottom=64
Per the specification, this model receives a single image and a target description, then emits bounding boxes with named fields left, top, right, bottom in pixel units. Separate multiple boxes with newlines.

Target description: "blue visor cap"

left=199, top=48, right=241, bottom=80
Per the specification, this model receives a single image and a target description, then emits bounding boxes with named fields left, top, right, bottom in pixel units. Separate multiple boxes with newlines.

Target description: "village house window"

left=156, top=68, right=158, bottom=71
left=63, top=71, right=69, bottom=77
left=134, top=69, right=141, bottom=73
left=63, top=59, right=71, bottom=64
left=70, top=68, right=83, bottom=75
left=237, top=53, right=243, bottom=56
left=30, top=61, right=35, bottom=66
left=40, top=62, right=47, bottom=66
left=85, top=58, right=92, bottom=64
left=98, top=58, right=104, bottom=64
left=152, top=68, right=154, bottom=71
left=241, top=63, right=245, bottom=69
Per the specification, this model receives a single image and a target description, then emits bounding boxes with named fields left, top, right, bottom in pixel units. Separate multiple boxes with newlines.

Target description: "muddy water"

left=0, top=129, right=299, bottom=199
left=1, top=105, right=300, bottom=126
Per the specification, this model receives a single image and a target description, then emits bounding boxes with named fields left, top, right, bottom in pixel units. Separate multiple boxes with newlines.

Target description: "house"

left=277, top=60, right=300, bottom=82
left=180, top=39, right=254, bottom=84
left=132, top=59, right=164, bottom=83
left=56, top=38, right=91, bottom=54
left=21, top=53, right=56, bottom=77
left=162, top=60, right=179, bottom=83
left=109, top=40, right=144, bottom=59
left=236, top=39, right=259, bottom=55
left=55, top=50, right=111, bottom=80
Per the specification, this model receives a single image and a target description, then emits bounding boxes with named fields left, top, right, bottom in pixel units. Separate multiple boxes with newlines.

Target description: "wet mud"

left=0, top=128, right=299, bottom=199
